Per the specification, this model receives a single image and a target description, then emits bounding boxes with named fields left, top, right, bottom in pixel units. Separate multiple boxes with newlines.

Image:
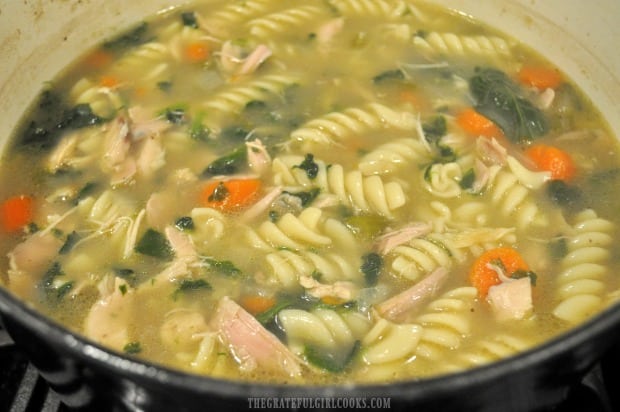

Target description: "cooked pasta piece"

left=552, top=209, right=615, bottom=323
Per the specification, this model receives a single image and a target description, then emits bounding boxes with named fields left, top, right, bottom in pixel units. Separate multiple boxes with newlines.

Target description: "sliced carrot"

left=200, top=178, right=262, bottom=212
left=525, top=144, right=576, bottom=181
left=456, top=107, right=504, bottom=139
left=100, top=75, right=120, bottom=88
left=1, top=195, right=34, bottom=233
left=469, top=247, right=529, bottom=297
left=85, top=49, right=113, bottom=69
left=320, top=295, right=347, bottom=306
left=518, top=66, right=563, bottom=90
left=240, top=295, right=276, bottom=315
left=184, top=42, right=210, bottom=63
left=399, top=89, right=428, bottom=111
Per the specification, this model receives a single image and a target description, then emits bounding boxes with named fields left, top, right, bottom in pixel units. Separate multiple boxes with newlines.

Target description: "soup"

left=1, top=0, right=619, bottom=384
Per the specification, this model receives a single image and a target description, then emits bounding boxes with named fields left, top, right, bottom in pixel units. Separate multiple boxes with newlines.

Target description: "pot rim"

left=1, top=286, right=619, bottom=400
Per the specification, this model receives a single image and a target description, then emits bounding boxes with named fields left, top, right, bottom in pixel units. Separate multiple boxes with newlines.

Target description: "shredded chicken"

left=211, top=296, right=302, bottom=377
left=375, top=267, right=449, bottom=322
left=245, top=138, right=271, bottom=175
left=316, top=18, right=344, bottom=43
left=373, top=222, right=433, bottom=254
left=165, top=225, right=198, bottom=261
left=241, top=186, right=283, bottom=223
left=487, top=277, right=533, bottom=321
left=83, top=277, right=133, bottom=351
left=218, top=41, right=272, bottom=76
left=299, top=275, right=357, bottom=301
left=8, top=231, right=64, bottom=275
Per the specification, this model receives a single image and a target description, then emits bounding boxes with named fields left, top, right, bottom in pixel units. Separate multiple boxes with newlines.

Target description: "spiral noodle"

left=69, top=78, right=124, bottom=118
left=199, top=0, right=274, bottom=37
left=278, top=308, right=371, bottom=354
left=248, top=5, right=329, bottom=38
left=290, top=103, right=418, bottom=146
left=358, top=137, right=430, bottom=176
left=442, top=334, right=533, bottom=373
left=485, top=165, right=547, bottom=230
left=110, top=42, right=172, bottom=85
left=361, top=317, right=422, bottom=365
left=388, top=234, right=456, bottom=281
left=328, top=0, right=409, bottom=19
left=552, top=209, right=614, bottom=323
left=189, top=207, right=227, bottom=248
left=423, top=162, right=464, bottom=198
left=272, top=155, right=407, bottom=218
left=202, top=74, right=299, bottom=118
left=245, top=207, right=356, bottom=252
left=265, top=249, right=361, bottom=290
left=413, top=32, right=515, bottom=58
left=413, top=286, right=477, bottom=360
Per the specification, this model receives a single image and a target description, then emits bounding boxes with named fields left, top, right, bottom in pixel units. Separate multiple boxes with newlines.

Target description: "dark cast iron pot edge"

left=1, top=286, right=619, bottom=412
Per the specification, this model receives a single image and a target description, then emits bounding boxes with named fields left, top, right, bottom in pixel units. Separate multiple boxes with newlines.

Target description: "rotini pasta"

left=413, top=32, right=515, bottom=59
left=328, top=0, right=409, bottom=19
left=552, top=209, right=615, bottom=323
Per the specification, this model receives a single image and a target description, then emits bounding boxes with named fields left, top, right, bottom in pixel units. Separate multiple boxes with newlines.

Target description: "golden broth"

left=1, top=0, right=619, bottom=384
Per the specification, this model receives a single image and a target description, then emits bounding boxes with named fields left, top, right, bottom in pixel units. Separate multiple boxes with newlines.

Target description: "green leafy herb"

left=343, top=215, right=387, bottom=240
left=546, top=180, right=583, bottom=212
left=189, top=113, right=211, bottom=141
left=283, top=188, right=320, bottom=207
left=123, top=341, right=142, bottom=354
left=511, top=269, right=538, bottom=286
left=304, top=341, right=360, bottom=373
left=361, top=253, right=382, bottom=286
left=220, top=126, right=249, bottom=142
left=372, top=69, right=405, bottom=84
left=181, top=11, right=199, bottom=28
left=75, top=182, right=98, bottom=203
left=294, top=153, right=319, bottom=179
left=208, top=182, right=229, bottom=202
left=56, top=281, right=75, bottom=300
left=203, top=146, right=247, bottom=176
left=175, top=216, right=194, bottom=231
left=164, top=106, right=187, bottom=124
left=113, top=268, right=138, bottom=285
left=459, top=168, right=476, bottom=190
left=422, top=116, right=447, bottom=142
left=203, top=257, right=242, bottom=277
left=548, top=237, right=568, bottom=260
left=119, top=284, right=128, bottom=295
left=255, top=298, right=295, bottom=325
left=59, top=231, right=80, bottom=255
left=157, top=81, right=173, bottom=93
left=41, top=262, right=64, bottom=290
left=135, top=229, right=174, bottom=260
left=469, top=67, right=548, bottom=143
left=104, top=22, right=150, bottom=51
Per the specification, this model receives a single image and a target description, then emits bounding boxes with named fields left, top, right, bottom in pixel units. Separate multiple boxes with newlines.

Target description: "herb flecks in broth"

left=1, top=0, right=619, bottom=385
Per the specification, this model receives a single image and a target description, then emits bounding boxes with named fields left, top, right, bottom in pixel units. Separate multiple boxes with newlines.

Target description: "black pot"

left=1, top=287, right=619, bottom=412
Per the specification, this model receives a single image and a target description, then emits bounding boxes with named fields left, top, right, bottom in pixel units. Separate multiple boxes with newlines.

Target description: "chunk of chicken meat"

left=487, top=277, right=533, bottom=321
left=375, top=267, right=449, bottom=323
left=211, top=296, right=302, bottom=377
left=84, top=276, right=134, bottom=351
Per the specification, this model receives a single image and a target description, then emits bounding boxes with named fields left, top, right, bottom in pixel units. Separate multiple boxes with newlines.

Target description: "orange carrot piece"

left=200, top=178, right=262, bottom=212
left=240, top=295, right=276, bottom=315
left=525, top=144, right=576, bottom=181
left=100, top=75, right=120, bottom=88
left=85, top=49, right=113, bottom=69
left=1, top=195, right=34, bottom=232
left=518, top=66, right=563, bottom=90
left=184, top=42, right=210, bottom=63
left=399, top=90, right=427, bottom=111
left=469, top=247, right=529, bottom=297
left=456, top=107, right=504, bottom=139
left=320, top=296, right=347, bottom=306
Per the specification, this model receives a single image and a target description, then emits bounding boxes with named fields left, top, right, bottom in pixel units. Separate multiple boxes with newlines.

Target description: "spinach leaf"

left=469, top=67, right=547, bottom=143
left=304, top=340, right=360, bottom=373
left=202, top=146, right=247, bottom=176
left=373, top=69, right=405, bottom=84
left=59, top=231, right=80, bottom=255
left=103, top=22, right=150, bottom=51
left=173, top=279, right=212, bottom=300
left=174, top=216, right=194, bottom=231
left=135, top=229, right=174, bottom=260
left=294, top=153, right=319, bottom=179
left=202, top=257, right=242, bottom=277
left=422, top=115, right=447, bottom=143
left=123, top=341, right=143, bottom=354
left=360, top=253, right=382, bottom=286
left=282, top=188, right=320, bottom=207
left=181, top=11, right=199, bottom=28
left=255, top=298, right=295, bottom=325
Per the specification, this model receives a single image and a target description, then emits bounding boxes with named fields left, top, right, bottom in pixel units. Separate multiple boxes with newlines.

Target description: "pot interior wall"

left=1, top=0, right=620, bottom=150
